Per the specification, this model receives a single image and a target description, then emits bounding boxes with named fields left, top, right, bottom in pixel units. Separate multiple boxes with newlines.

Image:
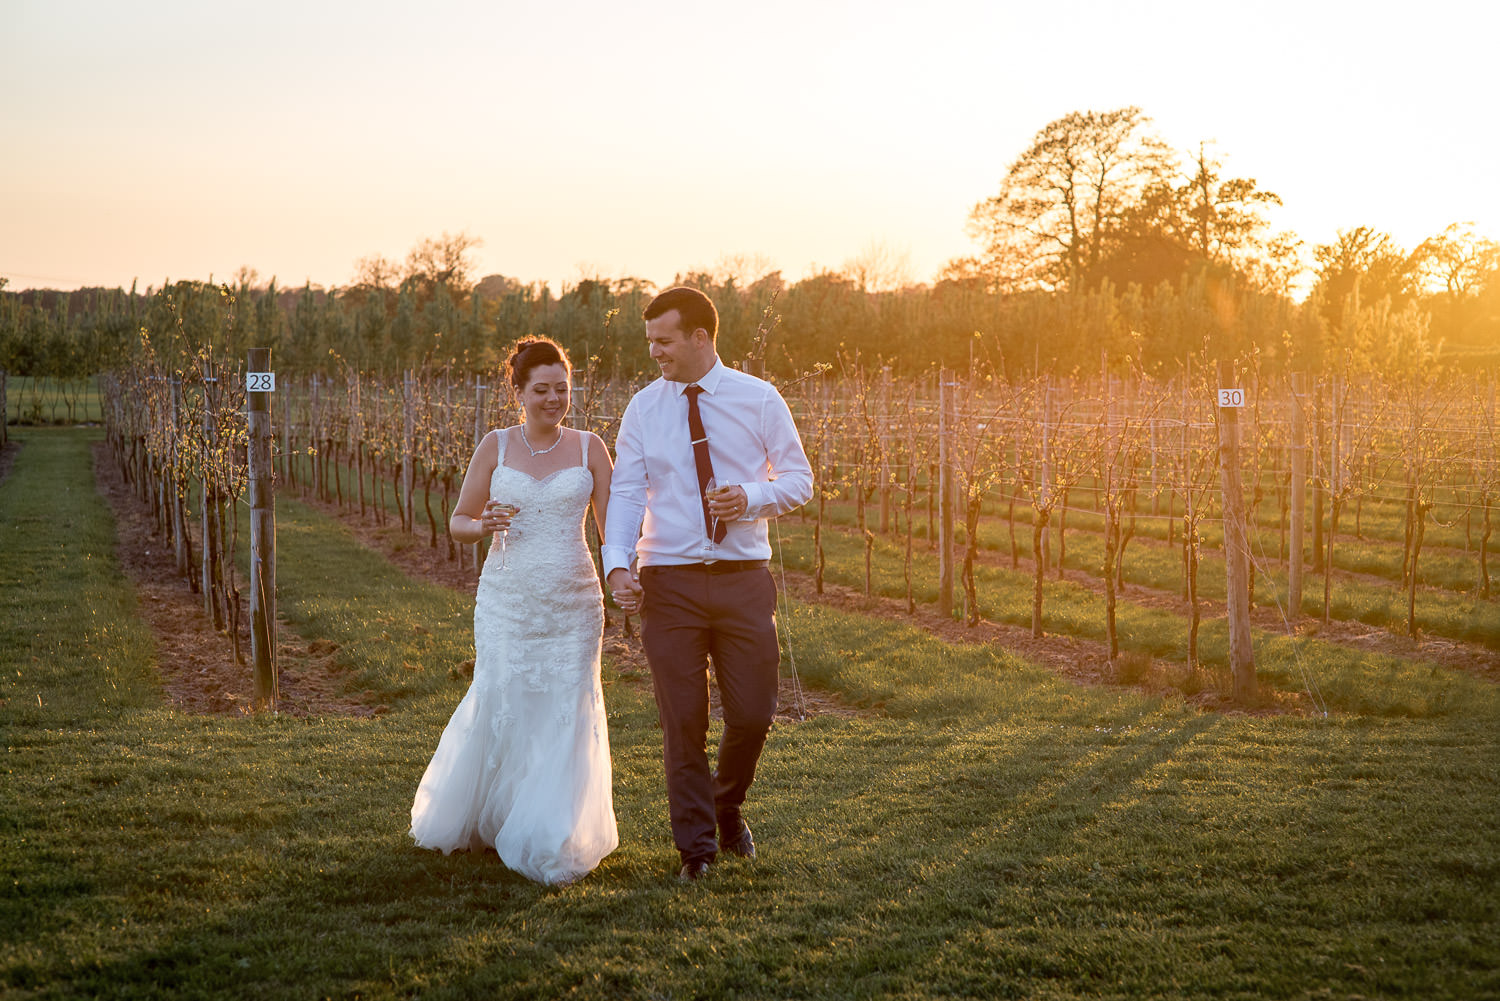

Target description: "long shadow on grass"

left=770, top=710, right=1221, bottom=883
left=715, top=710, right=1223, bottom=995
left=18, top=851, right=544, bottom=998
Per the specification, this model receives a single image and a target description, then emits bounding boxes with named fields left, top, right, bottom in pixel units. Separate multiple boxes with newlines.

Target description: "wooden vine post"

left=351, top=374, right=366, bottom=518
left=879, top=367, right=892, bottom=534
left=471, top=375, right=488, bottom=571
left=1484, top=379, right=1496, bottom=599
left=1288, top=372, right=1307, bottom=620
left=169, top=376, right=191, bottom=578
left=937, top=369, right=954, bottom=618
left=402, top=370, right=416, bottom=534
left=1041, top=377, right=1054, bottom=572
left=200, top=358, right=223, bottom=630
left=247, top=348, right=278, bottom=712
left=1216, top=360, right=1256, bottom=701
left=1324, top=375, right=1342, bottom=622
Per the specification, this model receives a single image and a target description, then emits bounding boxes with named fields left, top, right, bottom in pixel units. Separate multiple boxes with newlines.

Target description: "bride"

left=410, top=337, right=618, bottom=885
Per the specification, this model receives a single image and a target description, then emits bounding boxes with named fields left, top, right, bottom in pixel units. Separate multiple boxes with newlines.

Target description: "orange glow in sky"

left=4, top=0, right=1498, bottom=294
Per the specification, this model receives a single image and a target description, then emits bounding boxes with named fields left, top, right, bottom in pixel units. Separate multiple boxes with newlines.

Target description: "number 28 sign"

left=1217, top=388, right=1245, bottom=408
left=247, top=372, right=276, bottom=393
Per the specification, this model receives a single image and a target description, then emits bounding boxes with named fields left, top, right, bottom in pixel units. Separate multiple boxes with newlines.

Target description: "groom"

left=604, top=286, right=813, bottom=881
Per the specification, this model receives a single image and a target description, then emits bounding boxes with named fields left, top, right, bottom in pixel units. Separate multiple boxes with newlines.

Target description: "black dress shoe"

left=677, top=859, right=712, bottom=881
left=720, top=820, right=756, bottom=859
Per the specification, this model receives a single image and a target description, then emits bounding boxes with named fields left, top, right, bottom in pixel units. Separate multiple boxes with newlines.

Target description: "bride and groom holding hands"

left=409, top=286, right=814, bottom=885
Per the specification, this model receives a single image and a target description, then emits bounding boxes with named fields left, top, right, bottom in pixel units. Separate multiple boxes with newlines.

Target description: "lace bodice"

left=477, top=431, right=601, bottom=646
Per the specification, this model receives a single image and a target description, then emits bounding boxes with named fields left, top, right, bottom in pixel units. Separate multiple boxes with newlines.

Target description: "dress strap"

left=494, top=427, right=508, bottom=465
left=579, top=426, right=589, bottom=467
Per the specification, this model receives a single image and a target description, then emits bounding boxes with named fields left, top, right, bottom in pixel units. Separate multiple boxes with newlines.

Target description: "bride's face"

left=519, top=363, right=571, bottom=430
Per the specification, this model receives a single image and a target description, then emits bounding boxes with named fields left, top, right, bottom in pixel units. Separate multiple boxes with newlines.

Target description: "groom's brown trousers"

left=639, top=562, right=780, bottom=864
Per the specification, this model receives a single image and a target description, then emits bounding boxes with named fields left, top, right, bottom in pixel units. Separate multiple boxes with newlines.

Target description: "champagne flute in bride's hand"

left=488, top=500, right=519, bottom=569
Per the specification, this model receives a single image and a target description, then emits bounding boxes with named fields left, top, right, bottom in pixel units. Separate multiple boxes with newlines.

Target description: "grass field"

left=3, top=426, right=1499, bottom=1000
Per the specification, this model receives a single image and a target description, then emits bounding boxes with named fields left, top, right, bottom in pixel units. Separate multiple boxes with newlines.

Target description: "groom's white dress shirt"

left=603, top=358, right=813, bottom=574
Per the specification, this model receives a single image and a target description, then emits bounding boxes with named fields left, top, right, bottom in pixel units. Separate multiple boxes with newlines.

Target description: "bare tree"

left=403, top=231, right=483, bottom=296
left=1413, top=222, right=1500, bottom=298
left=967, top=107, right=1174, bottom=291
left=352, top=254, right=401, bottom=292
left=842, top=240, right=916, bottom=293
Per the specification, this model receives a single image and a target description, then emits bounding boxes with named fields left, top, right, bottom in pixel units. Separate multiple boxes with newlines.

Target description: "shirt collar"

left=672, top=357, right=725, bottom=397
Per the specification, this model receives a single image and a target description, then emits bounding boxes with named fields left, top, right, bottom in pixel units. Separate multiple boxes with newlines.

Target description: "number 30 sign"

left=1217, top=388, right=1245, bottom=408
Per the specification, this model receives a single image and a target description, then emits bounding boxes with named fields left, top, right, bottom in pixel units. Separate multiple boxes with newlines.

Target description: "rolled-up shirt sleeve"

left=741, top=387, right=813, bottom=522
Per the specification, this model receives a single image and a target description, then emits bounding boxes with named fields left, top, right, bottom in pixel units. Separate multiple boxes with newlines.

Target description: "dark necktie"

left=684, top=385, right=727, bottom=543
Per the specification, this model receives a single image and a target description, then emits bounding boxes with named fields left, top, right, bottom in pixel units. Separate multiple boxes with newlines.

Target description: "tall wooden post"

left=310, top=374, right=323, bottom=501
left=1324, top=376, right=1342, bottom=621
left=1149, top=418, right=1159, bottom=518
left=1484, top=379, right=1496, bottom=599
left=1216, top=361, right=1256, bottom=701
left=248, top=349, right=278, bottom=712
left=1040, top=377, right=1054, bottom=572
left=278, top=386, right=291, bottom=486
left=200, top=359, right=223, bottom=629
left=1182, top=365, right=1192, bottom=598
left=471, top=376, right=488, bottom=570
left=402, top=370, right=416, bottom=534
left=1311, top=380, right=1325, bottom=572
left=168, top=376, right=190, bottom=577
left=1288, top=372, right=1307, bottom=621
left=937, top=370, right=954, bottom=618
left=879, top=366, right=892, bottom=534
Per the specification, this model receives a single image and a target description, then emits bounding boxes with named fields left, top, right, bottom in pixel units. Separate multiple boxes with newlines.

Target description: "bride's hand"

left=608, top=568, right=642, bottom=613
left=482, top=501, right=517, bottom=532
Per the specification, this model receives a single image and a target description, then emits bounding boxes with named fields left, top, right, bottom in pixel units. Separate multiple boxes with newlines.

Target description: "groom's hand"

left=707, top=484, right=747, bottom=521
left=607, top=568, right=642, bottom=613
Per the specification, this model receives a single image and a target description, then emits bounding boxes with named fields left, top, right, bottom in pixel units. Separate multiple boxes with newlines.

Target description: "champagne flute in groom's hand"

left=705, top=476, right=736, bottom=544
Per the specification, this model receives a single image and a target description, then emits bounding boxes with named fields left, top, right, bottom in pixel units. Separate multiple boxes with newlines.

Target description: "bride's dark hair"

left=506, top=337, right=570, bottom=392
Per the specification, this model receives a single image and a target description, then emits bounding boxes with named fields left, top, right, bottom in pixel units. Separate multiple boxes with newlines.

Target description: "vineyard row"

left=95, top=355, right=1498, bottom=694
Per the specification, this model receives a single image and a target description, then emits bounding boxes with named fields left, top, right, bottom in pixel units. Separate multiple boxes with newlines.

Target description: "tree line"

left=3, top=107, right=1498, bottom=388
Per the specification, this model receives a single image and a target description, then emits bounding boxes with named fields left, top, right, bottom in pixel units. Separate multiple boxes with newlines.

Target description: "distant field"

left=3, top=375, right=102, bottom=424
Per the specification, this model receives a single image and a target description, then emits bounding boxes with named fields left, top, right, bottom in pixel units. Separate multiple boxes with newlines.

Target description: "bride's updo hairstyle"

left=506, top=337, right=570, bottom=393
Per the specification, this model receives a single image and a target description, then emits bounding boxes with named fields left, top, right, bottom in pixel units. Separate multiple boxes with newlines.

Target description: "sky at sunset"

left=4, top=0, right=1497, bottom=295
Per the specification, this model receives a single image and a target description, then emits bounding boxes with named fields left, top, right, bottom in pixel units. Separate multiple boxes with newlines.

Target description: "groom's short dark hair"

left=644, top=286, right=718, bottom=341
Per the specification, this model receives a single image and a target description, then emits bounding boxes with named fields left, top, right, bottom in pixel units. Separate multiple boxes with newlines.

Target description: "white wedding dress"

left=410, top=429, right=617, bottom=884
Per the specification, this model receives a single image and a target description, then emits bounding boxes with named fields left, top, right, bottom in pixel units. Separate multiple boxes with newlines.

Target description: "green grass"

left=5, top=427, right=1500, bottom=999
left=0, top=427, right=161, bottom=721
left=3, top=375, right=104, bottom=425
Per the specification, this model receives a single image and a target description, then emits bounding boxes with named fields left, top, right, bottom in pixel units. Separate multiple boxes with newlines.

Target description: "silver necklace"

left=520, top=425, right=564, bottom=457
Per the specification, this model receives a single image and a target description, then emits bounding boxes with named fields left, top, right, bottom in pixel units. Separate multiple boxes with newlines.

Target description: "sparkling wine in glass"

left=705, top=476, right=735, bottom=555
left=491, top=501, right=519, bottom=569
left=705, top=476, right=721, bottom=545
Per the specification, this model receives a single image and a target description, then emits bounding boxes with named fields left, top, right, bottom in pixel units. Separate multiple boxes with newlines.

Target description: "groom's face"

left=646, top=309, right=713, bottom=383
